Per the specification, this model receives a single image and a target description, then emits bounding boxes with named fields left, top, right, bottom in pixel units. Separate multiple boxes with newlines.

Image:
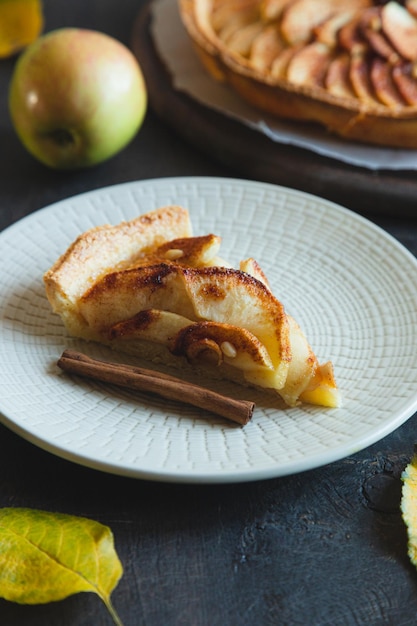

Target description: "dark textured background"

left=1, top=1, right=417, bottom=624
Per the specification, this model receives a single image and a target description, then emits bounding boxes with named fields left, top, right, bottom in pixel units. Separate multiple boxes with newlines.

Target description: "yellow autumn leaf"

left=0, top=0, right=43, bottom=58
left=401, top=453, right=417, bottom=567
left=0, top=507, right=124, bottom=625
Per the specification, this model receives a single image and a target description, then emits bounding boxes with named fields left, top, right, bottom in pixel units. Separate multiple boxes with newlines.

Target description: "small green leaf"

left=0, top=507, right=124, bottom=625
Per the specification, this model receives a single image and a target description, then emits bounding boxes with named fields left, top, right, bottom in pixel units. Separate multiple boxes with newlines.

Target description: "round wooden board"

left=132, top=2, right=417, bottom=218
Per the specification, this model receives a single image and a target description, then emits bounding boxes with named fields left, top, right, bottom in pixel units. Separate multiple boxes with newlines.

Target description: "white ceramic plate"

left=1, top=177, right=417, bottom=483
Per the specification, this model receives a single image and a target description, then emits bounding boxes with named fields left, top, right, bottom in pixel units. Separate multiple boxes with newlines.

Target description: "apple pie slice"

left=44, top=206, right=340, bottom=408
left=179, top=0, right=417, bottom=147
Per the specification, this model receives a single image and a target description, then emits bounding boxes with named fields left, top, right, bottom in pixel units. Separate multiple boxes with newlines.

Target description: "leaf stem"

left=103, top=597, right=125, bottom=626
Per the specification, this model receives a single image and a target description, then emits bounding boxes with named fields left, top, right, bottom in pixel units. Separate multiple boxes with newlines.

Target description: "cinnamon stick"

left=57, top=349, right=255, bottom=425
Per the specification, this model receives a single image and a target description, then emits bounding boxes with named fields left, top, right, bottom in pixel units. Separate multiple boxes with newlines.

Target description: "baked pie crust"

left=179, top=0, right=417, bottom=147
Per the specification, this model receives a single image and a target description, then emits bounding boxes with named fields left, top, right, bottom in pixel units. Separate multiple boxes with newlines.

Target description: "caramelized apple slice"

left=286, top=42, right=334, bottom=87
left=277, top=316, right=340, bottom=408
left=406, top=0, right=417, bottom=19
left=392, top=63, right=417, bottom=105
left=280, top=0, right=335, bottom=45
left=182, top=267, right=291, bottom=388
left=215, top=6, right=259, bottom=43
left=79, top=264, right=195, bottom=333
left=239, top=257, right=271, bottom=289
left=260, top=0, right=292, bottom=22
left=249, top=25, right=286, bottom=72
left=270, top=44, right=304, bottom=78
left=155, top=234, right=223, bottom=267
left=338, top=15, right=367, bottom=54
left=349, top=51, right=380, bottom=105
left=109, top=309, right=194, bottom=345
left=362, top=29, right=399, bottom=64
left=371, top=58, right=406, bottom=107
left=211, top=0, right=259, bottom=32
left=225, top=20, right=265, bottom=56
left=314, top=11, right=355, bottom=47
left=360, top=6, right=400, bottom=63
left=325, top=53, right=357, bottom=99
left=381, top=1, right=417, bottom=61
left=299, top=361, right=340, bottom=408
left=277, top=315, right=317, bottom=406
left=173, top=320, right=275, bottom=373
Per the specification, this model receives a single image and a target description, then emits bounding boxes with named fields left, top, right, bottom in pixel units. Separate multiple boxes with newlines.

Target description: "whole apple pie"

left=179, top=0, right=417, bottom=147
left=44, top=206, right=340, bottom=408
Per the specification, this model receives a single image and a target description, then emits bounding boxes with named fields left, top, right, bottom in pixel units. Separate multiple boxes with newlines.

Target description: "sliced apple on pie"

left=44, top=206, right=340, bottom=408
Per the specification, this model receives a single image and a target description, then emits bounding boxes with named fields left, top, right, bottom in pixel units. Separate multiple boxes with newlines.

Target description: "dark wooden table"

left=1, top=1, right=417, bottom=625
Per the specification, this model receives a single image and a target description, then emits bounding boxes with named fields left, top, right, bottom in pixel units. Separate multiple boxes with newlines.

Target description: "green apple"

left=8, top=28, right=147, bottom=169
